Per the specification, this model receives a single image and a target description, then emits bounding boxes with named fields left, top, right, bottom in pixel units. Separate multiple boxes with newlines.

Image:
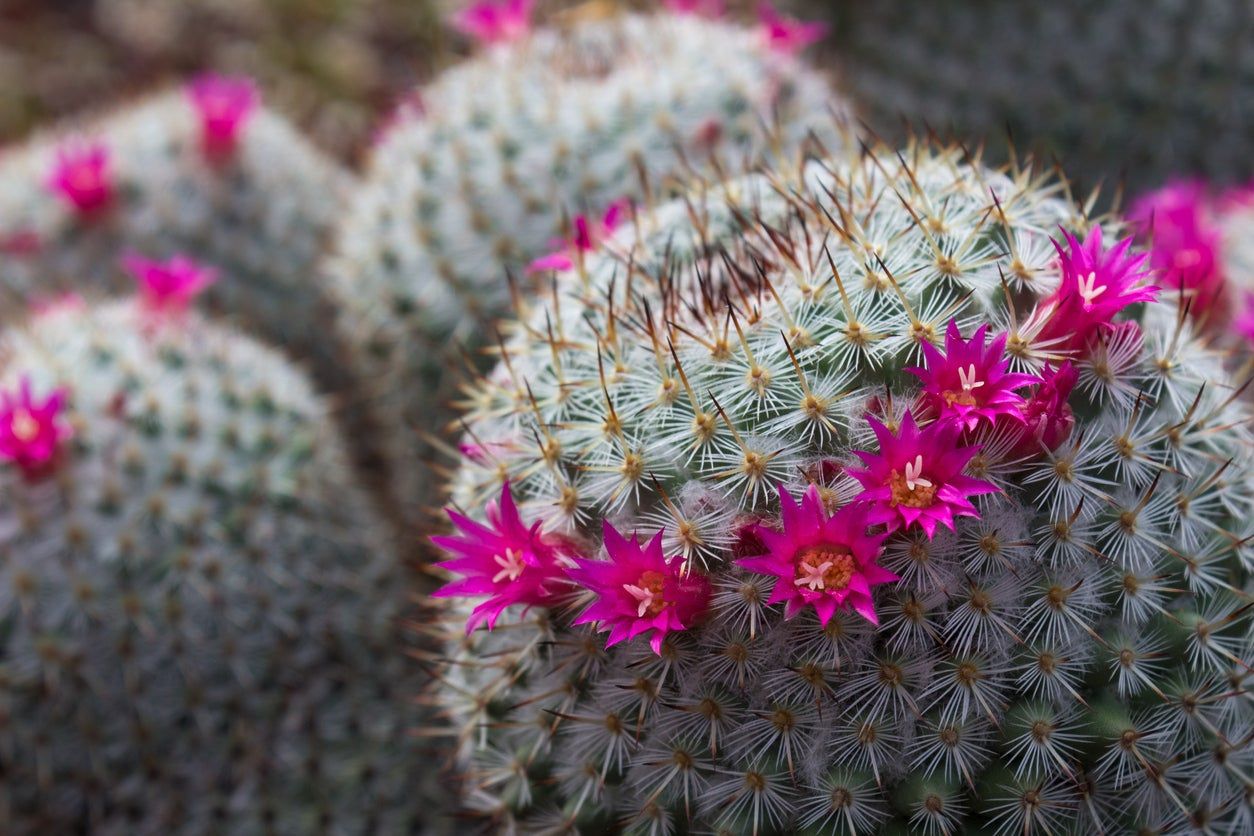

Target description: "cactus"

left=425, top=138, right=1254, bottom=834
left=0, top=299, right=432, bottom=834
left=827, top=0, right=1254, bottom=193
left=326, top=4, right=848, bottom=523
left=0, top=78, right=354, bottom=385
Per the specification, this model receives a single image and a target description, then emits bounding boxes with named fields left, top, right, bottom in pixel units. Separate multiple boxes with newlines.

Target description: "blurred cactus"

left=0, top=82, right=353, bottom=383
left=0, top=0, right=444, bottom=160
left=826, top=0, right=1254, bottom=193
left=0, top=299, right=432, bottom=834
left=426, top=137, right=1254, bottom=833
left=327, top=4, right=848, bottom=525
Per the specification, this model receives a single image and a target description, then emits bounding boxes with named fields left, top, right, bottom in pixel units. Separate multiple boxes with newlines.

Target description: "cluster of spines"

left=425, top=139, right=1254, bottom=834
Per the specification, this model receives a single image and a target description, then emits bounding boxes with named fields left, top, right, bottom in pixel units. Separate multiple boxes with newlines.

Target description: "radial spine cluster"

left=427, top=138, right=1254, bottom=834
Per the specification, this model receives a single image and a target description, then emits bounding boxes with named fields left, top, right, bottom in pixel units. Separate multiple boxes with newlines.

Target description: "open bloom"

left=187, top=74, right=260, bottom=160
left=567, top=522, right=710, bottom=655
left=46, top=140, right=114, bottom=214
left=124, top=253, right=218, bottom=314
left=664, top=0, right=724, bottom=17
left=908, top=321, right=1039, bottom=432
left=1035, top=227, right=1157, bottom=354
left=527, top=199, right=629, bottom=273
left=1010, top=362, right=1078, bottom=457
left=1129, top=180, right=1224, bottom=316
left=758, top=3, right=828, bottom=54
left=432, top=483, right=574, bottom=633
left=452, top=0, right=533, bottom=45
left=848, top=411, right=999, bottom=538
left=0, top=376, right=71, bottom=478
left=739, top=485, right=896, bottom=626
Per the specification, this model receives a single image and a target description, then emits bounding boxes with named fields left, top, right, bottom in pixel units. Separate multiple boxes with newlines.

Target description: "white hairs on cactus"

left=327, top=2, right=848, bottom=520
left=0, top=298, right=433, bottom=834
left=424, top=138, right=1254, bottom=834
left=0, top=76, right=352, bottom=381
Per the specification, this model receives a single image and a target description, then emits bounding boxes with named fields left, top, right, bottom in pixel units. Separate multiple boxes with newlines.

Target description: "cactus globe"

left=427, top=138, right=1254, bottom=834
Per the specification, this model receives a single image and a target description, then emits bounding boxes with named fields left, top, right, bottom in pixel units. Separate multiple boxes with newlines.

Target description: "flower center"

left=491, top=548, right=526, bottom=583
left=70, top=166, right=101, bottom=192
left=9, top=409, right=39, bottom=443
left=623, top=569, right=668, bottom=617
left=943, top=363, right=984, bottom=406
left=1077, top=271, right=1107, bottom=308
left=888, top=454, right=937, bottom=508
left=793, top=545, right=854, bottom=592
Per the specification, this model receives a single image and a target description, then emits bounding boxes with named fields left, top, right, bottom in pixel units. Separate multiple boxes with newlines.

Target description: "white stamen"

left=1078, top=271, right=1107, bottom=306
left=905, top=455, right=933, bottom=492
left=491, top=548, right=526, bottom=584
left=623, top=583, right=657, bottom=617
left=794, top=560, right=834, bottom=591
left=958, top=364, right=984, bottom=393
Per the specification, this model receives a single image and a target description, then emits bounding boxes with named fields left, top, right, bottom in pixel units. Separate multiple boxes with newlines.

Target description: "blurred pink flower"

left=453, top=0, right=534, bottom=45
left=1129, top=180, right=1225, bottom=316
left=123, top=253, right=218, bottom=315
left=46, top=140, right=114, bottom=215
left=187, top=74, right=260, bottom=161
left=0, top=376, right=71, bottom=479
left=758, top=3, right=828, bottom=54
left=527, top=199, right=629, bottom=273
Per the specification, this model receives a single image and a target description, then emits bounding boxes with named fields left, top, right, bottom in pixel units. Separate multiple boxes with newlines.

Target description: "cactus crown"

left=429, top=138, right=1254, bottom=834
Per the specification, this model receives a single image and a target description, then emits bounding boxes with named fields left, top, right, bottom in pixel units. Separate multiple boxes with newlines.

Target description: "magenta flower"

left=848, top=411, right=999, bottom=538
left=1129, top=180, right=1225, bottom=316
left=567, top=522, right=711, bottom=655
left=664, top=0, right=725, bottom=17
left=527, top=199, right=629, bottom=274
left=186, top=74, right=260, bottom=161
left=1010, top=362, right=1078, bottom=457
left=908, top=320, right=1040, bottom=432
left=1035, top=227, right=1157, bottom=355
left=431, top=483, right=575, bottom=633
left=758, top=3, right=828, bottom=54
left=452, top=0, right=533, bottom=45
left=46, top=140, right=114, bottom=215
left=738, top=485, right=896, bottom=626
left=0, top=376, right=71, bottom=478
left=124, top=253, right=218, bottom=314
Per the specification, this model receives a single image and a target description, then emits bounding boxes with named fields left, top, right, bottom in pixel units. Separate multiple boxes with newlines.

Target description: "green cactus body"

left=327, top=10, right=847, bottom=523
left=0, top=89, right=353, bottom=384
left=0, top=300, right=430, bottom=835
left=428, top=140, right=1254, bottom=834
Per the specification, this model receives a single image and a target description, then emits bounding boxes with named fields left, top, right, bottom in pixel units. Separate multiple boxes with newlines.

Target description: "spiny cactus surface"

left=327, top=5, right=847, bottom=523
left=427, top=139, right=1254, bottom=834
left=0, top=79, right=353, bottom=383
left=0, top=299, right=432, bottom=835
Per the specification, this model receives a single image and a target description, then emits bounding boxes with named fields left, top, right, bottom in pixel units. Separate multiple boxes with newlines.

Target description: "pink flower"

left=1129, top=180, right=1225, bottom=316
left=1010, top=362, right=1078, bottom=457
left=758, top=3, right=828, bottom=54
left=186, top=74, right=260, bottom=161
left=527, top=199, right=629, bottom=274
left=567, top=522, right=711, bottom=655
left=664, top=0, right=724, bottom=17
left=1035, top=227, right=1157, bottom=355
left=124, top=253, right=218, bottom=314
left=431, top=483, right=575, bottom=633
left=738, top=485, right=896, bottom=626
left=46, top=140, right=114, bottom=215
left=848, top=411, right=999, bottom=539
left=908, top=320, right=1040, bottom=432
left=0, top=376, right=71, bottom=479
left=452, top=0, right=533, bottom=45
